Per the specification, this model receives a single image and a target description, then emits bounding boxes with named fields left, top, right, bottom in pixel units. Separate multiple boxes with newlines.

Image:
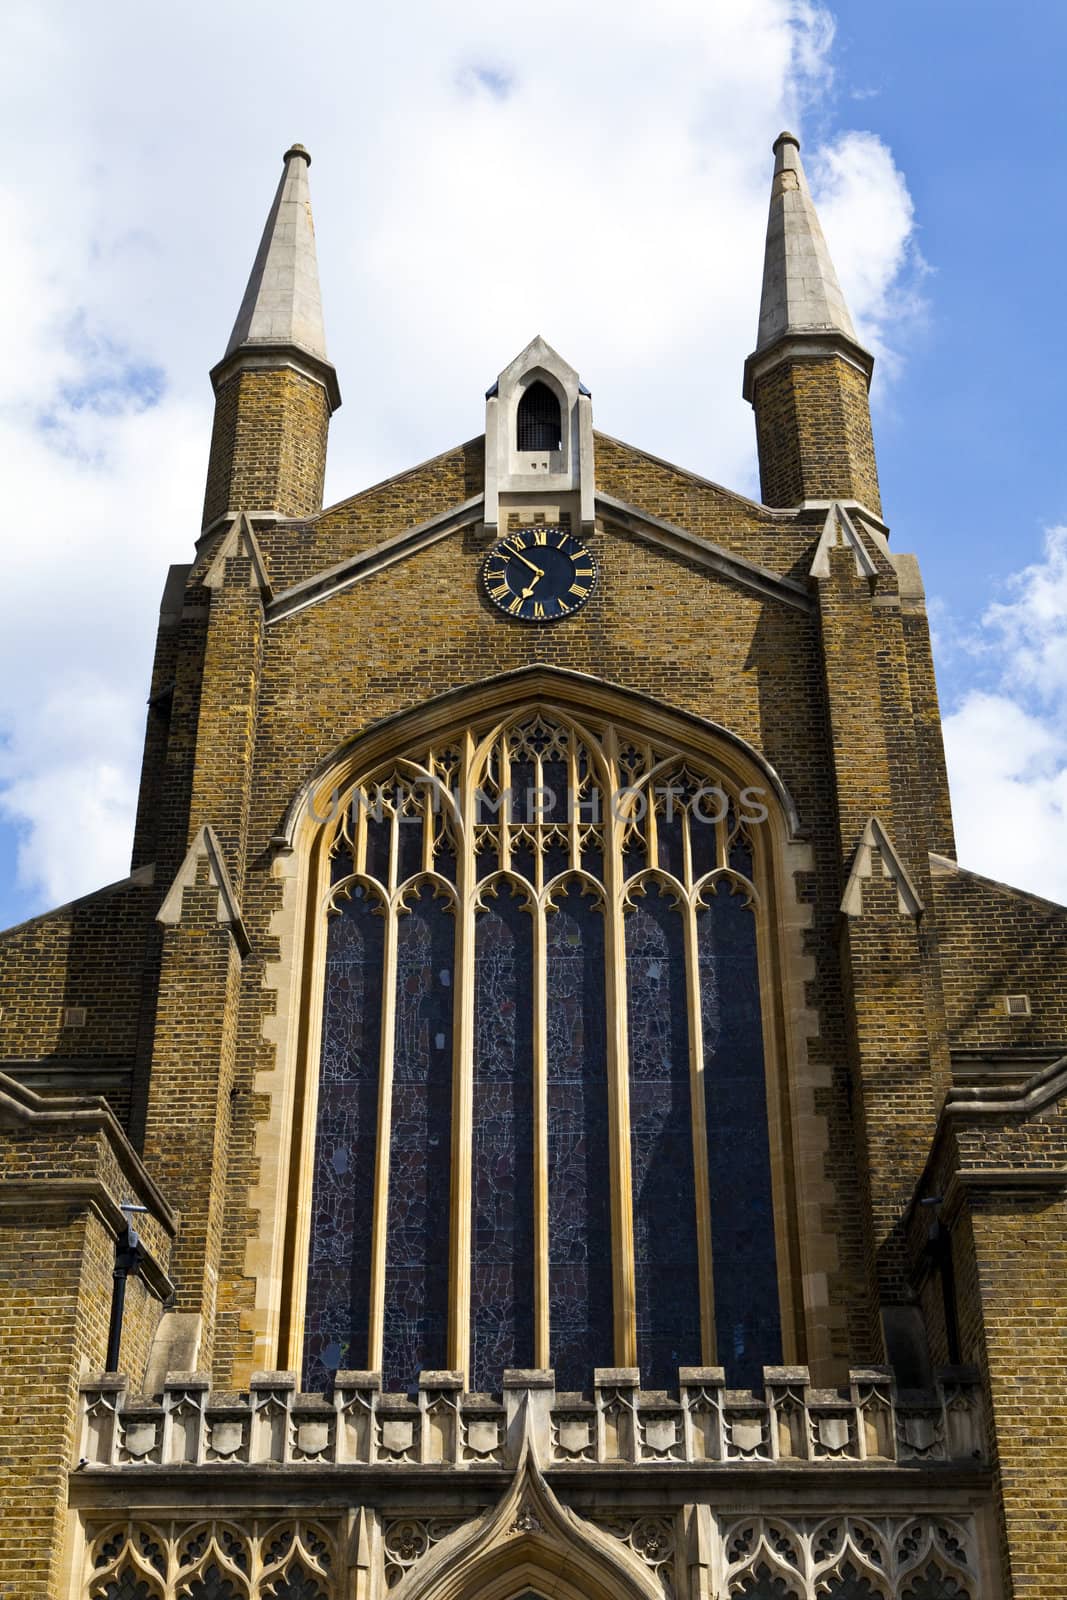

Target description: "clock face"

left=482, top=526, right=597, bottom=623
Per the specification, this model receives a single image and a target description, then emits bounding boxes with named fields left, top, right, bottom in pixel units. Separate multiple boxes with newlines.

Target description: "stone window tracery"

left=301, top=705, right=785, bottom=1392
left=87, top=1521, right=334, bottom=1600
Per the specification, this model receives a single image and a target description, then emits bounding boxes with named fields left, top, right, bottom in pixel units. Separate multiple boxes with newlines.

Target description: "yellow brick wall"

left=932, top=869, right=1067, bottom=1050
left=0, top=1123, right=171, bottom=1600
left=969, top=1195, right=1067, bottom=1595
left=753, top=357, right=882, bottom=513
left=202, top=367, right=330, bottom=526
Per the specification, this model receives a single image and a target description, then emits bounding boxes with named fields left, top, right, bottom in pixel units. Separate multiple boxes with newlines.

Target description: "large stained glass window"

left=302, top=706, right=784, bottom=1393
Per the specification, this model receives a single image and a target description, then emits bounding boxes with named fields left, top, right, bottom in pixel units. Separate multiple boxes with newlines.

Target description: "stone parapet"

left=77, top=1363, right=985, bottom=1471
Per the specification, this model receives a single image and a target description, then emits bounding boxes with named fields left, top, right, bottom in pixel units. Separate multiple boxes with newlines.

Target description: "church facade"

left=1, top=134, right=1065, bottom=1600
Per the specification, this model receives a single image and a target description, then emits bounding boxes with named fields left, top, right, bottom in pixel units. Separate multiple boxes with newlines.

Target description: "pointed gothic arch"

left=239, top=668, right=840, bottom=1391
left=387, top=1417, right=663, bottom=1600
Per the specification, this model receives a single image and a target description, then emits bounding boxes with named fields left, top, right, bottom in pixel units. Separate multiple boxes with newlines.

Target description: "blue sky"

left=826, top=0, right=1066, bottom=621
left=0, top=0, right=1064, bottom=929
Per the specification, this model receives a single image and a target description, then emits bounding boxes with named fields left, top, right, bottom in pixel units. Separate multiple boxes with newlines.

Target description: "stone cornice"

left=743, top=330, right=875, bottom=403
left=209, top=342, right=341, bottom=413
left=0, top=1069, right=177, bottom=1238
left=267, top=495, right=486, bottom=623
left=595, top=493, right=812, bottom=612
left=942, top=1052, right=1067, bottom=1121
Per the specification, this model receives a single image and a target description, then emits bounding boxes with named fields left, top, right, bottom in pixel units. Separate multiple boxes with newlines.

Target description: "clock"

left=482, top=526, right=597, bottom=622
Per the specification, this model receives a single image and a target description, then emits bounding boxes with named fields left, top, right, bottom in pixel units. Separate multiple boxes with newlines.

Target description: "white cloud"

left=0, top=0, right=923, bottom=923
left=809, top=130, right=926, bottom=378
left=942, top=527, right=1067, bottom=903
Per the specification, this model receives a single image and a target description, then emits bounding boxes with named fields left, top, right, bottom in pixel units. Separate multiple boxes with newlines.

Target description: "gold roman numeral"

left=507, top=595, right=523, bottom=615
left=575, top=567, right=594, bottom=577
left=490, top=584, right=511, bottom=601
left=533, top=528, right=548, bottom=545
left=532, top=602, right=545, bottom=618
left=569, top=582, right=587, bottom=598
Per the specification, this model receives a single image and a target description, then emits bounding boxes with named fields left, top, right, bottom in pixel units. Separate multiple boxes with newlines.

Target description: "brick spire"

left=202, top=146, right=340, bottom=529
left=743, top=131, right=881, bottom=514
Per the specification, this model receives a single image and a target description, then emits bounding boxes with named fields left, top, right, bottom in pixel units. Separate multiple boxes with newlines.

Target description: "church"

left=1, top=132, right=1065, bottom=1600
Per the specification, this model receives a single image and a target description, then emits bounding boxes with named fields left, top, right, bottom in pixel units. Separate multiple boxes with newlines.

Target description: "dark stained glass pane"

left=729, top=828, right=754, bottom=880
left=821, top=1563, right=879, bottom=1599
left=471, top=882, right=535, bottom=1390
left=901, top=1566, right=970, bottom=1600
left=547, top=884, right=613, bottom=1389
left=509, top=758, right=536, bottom=824
left=734, top=1565, right=798, bottom=1599
left=656, top=794, right=686, bottom=882
left=542, top=757, right=568, bottom=823
left=382, top=883, right=454, bottom=1391
left=626, top=886, right=701, bottom=1387
left=397, top=805, right=424, bottom=883
left=101, top=1576, right=154, bottom=1600
left=364, top=801, right=392, bottom=884
left=303, top=887, right=384, bottom=1389
left=268, top=1568, right=328, bottom=1600
left=688, top=794, right=721, bottom=881
left=699, top=886, right=782, bottom=1390
left=183, top=1566, right=240, bottom=1600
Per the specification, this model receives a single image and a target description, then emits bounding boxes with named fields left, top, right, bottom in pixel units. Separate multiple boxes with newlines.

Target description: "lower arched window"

left=301, top=707, right=784, bottom=1392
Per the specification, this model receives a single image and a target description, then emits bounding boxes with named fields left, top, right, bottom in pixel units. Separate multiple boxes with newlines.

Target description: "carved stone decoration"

left=639, top=1412, right=684, bottom=1461
left=896, top=1410, right=945, bottom=1462
left=594, top=1517, right=677, bottom=1597
left=293, top=1419, right=332, bottom=1460
left=465, top=1418, right=501, bottom=1458
left=724, top=1411, right=769, bottom=1461
left=382, top=1520, right=467, bottom=1589
left=509, top=1508, right=543, bottom=1535
left=119, top=1420, right=161, bottom=1464
left=206, top=1419, right=247, bottom=1462
left=377, top=1416, right=418, bottom=1461
left=553, top=1413, right=596, bottom=1460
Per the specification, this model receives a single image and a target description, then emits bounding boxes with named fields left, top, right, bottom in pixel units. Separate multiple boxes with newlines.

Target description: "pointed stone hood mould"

left=226, top=144, right=329, bottom=361
left=743, top=131, right=872, bottom=400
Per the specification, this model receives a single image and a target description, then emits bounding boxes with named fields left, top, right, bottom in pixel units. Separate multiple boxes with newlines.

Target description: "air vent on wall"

left=1003, top=994, right=1031, bottom=1018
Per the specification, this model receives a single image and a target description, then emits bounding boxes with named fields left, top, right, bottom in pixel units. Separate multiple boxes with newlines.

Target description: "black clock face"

left=482, top=526, right=597, bottom=623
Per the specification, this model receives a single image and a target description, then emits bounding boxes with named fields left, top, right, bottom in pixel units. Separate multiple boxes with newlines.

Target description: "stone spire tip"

left=220, top=145, right=334, bottom=393
left=743, top=124, right=870, bottom=399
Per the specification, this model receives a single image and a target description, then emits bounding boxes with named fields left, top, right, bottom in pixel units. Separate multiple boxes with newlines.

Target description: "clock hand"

left=511, top=551, right=545, bottom=580
left=518, top=575, right=542, bottom=601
